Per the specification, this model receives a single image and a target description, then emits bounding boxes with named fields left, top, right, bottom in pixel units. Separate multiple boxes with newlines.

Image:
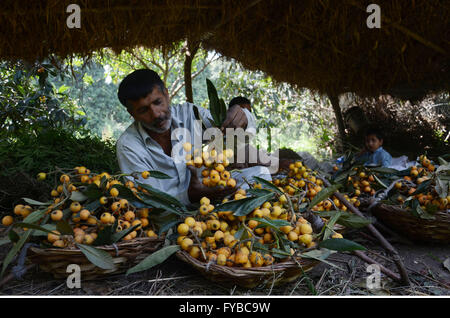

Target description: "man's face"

left=240, top=103, right=251, bottom=112
left=365, top=134, right=383, bottom=152
left=127, top=86, right=171, bottom=134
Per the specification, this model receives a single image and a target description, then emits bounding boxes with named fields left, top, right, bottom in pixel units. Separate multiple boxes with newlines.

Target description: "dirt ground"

left=0, top=228, right=448, bottom=296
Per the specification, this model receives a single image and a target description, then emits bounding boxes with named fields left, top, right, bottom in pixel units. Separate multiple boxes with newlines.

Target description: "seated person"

left=116, top=69, right=271, bottom=205
left=227, top=96, right=284, bottom=171
left=355, top=127, right=392, bottom=167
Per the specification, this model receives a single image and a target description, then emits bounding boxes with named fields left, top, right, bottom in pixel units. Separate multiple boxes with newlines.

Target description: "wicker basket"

left=27, top=237, right=164, bottom=280
left=371, top=203, right=450, bottom=244
left=176, top=250, right=319, bottom=288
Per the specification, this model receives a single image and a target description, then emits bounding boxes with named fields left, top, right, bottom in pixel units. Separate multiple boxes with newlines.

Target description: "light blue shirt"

left=116, top=102, right=257, bottom=205
left=356, top=146, right=392, bottom=167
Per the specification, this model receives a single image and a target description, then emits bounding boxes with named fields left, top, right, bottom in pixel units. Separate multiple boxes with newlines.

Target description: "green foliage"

left=0, top=60, right=87, bottom=139
left=0, top=127, right=119, bottom=178
left=206, top=60, right=338, bottom=158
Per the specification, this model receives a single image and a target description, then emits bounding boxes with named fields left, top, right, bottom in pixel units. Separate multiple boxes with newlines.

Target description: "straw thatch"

left=0, top=0, right=448, bottom=98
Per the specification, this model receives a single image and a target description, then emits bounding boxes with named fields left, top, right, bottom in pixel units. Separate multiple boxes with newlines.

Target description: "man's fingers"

left=234, top=111, right=247, bottom=128
left=221, top=108, right=239, bottom=130
left=187, top=165, right=200, bottom=184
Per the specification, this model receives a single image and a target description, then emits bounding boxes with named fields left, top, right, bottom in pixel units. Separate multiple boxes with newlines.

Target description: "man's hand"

left=187, top=166, right=236, bottom=203
left=221, top=105, right=248, bottom=131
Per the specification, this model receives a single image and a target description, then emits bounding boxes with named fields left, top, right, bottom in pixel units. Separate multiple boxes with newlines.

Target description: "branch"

left=191, top=55, right=220, bottom=79
left=129, top=50, right=151, bottom=70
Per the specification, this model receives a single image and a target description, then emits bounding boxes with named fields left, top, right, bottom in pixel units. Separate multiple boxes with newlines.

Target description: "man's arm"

left=117, top=143, right=159, bottom=185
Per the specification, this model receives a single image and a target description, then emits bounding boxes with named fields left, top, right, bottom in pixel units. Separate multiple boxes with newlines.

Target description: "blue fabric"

left=355, top=147, right=392, bottom=167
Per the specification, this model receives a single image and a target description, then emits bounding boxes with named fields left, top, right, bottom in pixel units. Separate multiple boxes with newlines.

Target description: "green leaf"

left=137, top=182, right=186, bottom=210
left=206, top=78, right=221, bottom=127
left=368, top=167, right=401, bottom=175
left=0, top=238, right=10, bottom=247
left=373, top=174, right=388, bottom=189
left=21, top=198, right=51, bottom=206
left=111, top=224, right=140, bottom=243
left=313, top=210, right=373, bottom=229
left=14, top=222, right=60, bottom=235
left=23, top=209, right=46, bottom=224
left=323, top=211, right=342, bottom=240
left=84, top=200, right=102, bottom=213
left=334, top=169, right=356, bottom=183
left=253, top=176, right=283, bottom=194
left=300, top=249, right=342, bottom=270
left=75, top=243, right=115, bottom=270
left=414, top=179, right=433, bottom=196
left=308, top=184, right=341, bottom=210
left=436, top=163, right=450, bottom=174
left=126, top=245, right=180, bottom=275
left=147, top=170, right=172, bottom=179
left=82, top=184, right=104, bottom=200
left=215, top=192, right=275, bottom=216
left=271, top=248, right=291, bottom=259
left=140, top=194, right=184, bottom=215
left=252, top=217, right=290, bottom=232
left=319, top=238, right=367, bottom=251
left=1, top=229, right=33, bottom=277
left=30, top=224, right=57, bottom=236
left=219, top=98, right=227, bottom=124
left=411, top=199, right=435, bottom=220
left=8, top=229, right=20, bottom=243
left=233, top=224, right=249, bottom=241
left=70, top=191, right=88, bottom=202
left=158, top=220, right=180, bottom=236
left=437, top=157, right=449, bottom=166
left=58, top=84, right=69, bottom=94
left=92, top=225, right=114, bottom=246
left=56, top=220, right=74, bottom=235
left=435, top=178, right=449, bottom=199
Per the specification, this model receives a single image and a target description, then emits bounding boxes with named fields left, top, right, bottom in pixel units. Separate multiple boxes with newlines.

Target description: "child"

left=355, top=127, right=392, bottom=167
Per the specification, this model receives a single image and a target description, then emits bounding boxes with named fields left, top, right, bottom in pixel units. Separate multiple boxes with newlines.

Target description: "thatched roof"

left=1, top=0, right=449, bottom=98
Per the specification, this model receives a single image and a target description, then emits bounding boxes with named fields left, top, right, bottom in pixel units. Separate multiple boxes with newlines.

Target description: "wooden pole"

left=321, top=178, right=411, bottom=286
left=184, top=39, right=199, bottom=103
left=328, top=94, right=346, bottom=151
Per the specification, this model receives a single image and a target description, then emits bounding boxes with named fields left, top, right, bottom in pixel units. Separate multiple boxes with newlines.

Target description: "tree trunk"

left=328, top=94, right=346, bottom=151
left=184, top=40, right=200, bottom=103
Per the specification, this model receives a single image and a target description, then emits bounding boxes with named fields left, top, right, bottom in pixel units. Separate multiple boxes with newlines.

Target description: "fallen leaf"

left=443, top=258, right=450, bottom=272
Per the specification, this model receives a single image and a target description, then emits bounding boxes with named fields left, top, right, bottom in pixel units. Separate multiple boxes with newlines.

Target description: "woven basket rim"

left=176, top=250, right=319, bottom=275
left=29, top=236, right=164, bottom=254
left=374, top=203, right=450, bottom=219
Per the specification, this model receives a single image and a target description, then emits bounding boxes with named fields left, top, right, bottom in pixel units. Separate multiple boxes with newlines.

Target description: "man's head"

left=118, top=69, right=171, bottom=133
left=229, top=96, right=251, bottom=112
left=364, top=127, right=384, bottom=152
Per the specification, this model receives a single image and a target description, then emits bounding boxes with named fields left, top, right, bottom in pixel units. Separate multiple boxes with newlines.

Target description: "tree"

left=98, top=43, right=219, bottom=104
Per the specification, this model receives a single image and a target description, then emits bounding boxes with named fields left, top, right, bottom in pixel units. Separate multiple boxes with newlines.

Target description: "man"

left=227, top=96, right=285, bottom=171
left=116, top=69, right=271, bottom=205
left=229, top=96, right=252, bottom=113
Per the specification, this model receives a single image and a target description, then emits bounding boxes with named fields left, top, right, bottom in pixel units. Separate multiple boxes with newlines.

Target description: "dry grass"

left=0, top=0, right=448, bottom=98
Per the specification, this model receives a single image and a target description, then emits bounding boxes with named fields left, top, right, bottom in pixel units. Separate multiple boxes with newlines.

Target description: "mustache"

left=151, top=113, right=171, bottom=126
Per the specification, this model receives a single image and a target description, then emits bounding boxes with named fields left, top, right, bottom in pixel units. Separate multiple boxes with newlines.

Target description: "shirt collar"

left=371, top=146, right=384, bottom=154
